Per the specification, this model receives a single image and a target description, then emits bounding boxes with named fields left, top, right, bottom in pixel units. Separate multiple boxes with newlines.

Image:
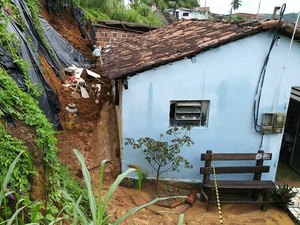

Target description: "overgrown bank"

left=0, top=0, right=88, bottom=222
left=46, top=0, right=165, bottom=26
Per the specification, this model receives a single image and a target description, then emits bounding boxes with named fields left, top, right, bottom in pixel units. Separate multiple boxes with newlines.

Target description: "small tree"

left=125, top=127, right=194, bottom=183
left=230, top=0, right=242, bottom=16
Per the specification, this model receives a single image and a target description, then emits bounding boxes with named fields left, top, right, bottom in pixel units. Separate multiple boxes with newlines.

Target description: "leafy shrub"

left=134, top=3, right=151, bottom=17
left=82, top=8, right=110, bottom=22
left=271, top=183, right=297, bottom=211
left=125, top=127, right=194, bottom=183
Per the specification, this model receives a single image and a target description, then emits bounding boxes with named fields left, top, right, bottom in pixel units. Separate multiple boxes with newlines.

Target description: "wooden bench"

left=200, top=150, right=275, bottom=211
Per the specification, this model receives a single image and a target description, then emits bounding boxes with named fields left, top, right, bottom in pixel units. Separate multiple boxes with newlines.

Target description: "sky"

left=198, top=0, right=300, bottom=15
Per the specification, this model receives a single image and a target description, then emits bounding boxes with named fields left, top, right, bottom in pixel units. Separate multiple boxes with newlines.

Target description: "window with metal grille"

left=169, top=100, right=209, bottom=127
left=182, top=12, right=189, bottom=16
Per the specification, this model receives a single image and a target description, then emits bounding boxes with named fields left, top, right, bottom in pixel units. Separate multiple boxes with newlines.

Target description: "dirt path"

left=102, top=185, right=295, bottom=225
left=89, top=102, right=120, bottom=185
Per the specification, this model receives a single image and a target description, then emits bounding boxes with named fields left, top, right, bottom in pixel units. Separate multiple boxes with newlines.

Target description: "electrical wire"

left=272, top=10, right=300, bottom=112
left=253, top=4, right=286, bottom=132
left=259, top=133, right=264, bottom=149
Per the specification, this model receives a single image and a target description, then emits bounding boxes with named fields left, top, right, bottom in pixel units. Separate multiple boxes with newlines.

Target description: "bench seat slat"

left=201, top=153, right=272, bottom=161
left=203, top=180, right=275, bottom=189
left=200, top=166, right=270, bottom=174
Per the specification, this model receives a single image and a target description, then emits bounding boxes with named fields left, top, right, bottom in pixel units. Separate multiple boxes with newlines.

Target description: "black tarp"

left=0, top=47, right=26, bottom=90
left=1, top=0, right=92, bottom=129
left=72, top=7, right=96, bottom=43
left=5, top=19, right=61, bottom=129
left=13, top=0, right=62, bottom=79
left=39, top=16, right=91, bottom=68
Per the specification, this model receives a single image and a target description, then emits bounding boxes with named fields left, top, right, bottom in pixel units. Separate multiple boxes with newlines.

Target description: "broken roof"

left=101, top=19, right=297, bottom=80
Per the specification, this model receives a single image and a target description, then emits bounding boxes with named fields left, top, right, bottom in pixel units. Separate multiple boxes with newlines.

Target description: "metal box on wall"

left=261, top=113, right=286, bottom=134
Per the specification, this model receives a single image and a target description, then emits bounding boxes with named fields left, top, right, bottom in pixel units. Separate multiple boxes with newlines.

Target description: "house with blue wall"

left=101, top=19, right=300, bottom=182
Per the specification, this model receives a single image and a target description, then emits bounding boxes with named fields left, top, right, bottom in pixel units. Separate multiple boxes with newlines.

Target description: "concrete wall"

left=120, top=32, right=300, bottom=182
left=95, top=26, right=140, bottom=47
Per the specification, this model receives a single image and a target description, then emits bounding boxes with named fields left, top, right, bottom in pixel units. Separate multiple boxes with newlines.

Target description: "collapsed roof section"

left=101, top=19, right=300, bottom=80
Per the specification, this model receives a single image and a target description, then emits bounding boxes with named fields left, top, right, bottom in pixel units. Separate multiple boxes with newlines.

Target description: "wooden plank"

left=200, top=166, right=270, bottom=174
left=201, top=153, right=272, bottom=161
left=202, top=180, right=275, bottom=189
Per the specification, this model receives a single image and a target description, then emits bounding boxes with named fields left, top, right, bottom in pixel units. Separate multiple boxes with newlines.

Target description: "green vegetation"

left=1, top=149, right=186, bottom=224
left=48, top=0, right=199, bottom=26
left=81, top=8, right=110, bottom=22
left=125, top=127, right=194, bottom=183
left=25, top=0, right=58, bottom=62
left=0, top=66, right=88, bottom=222
left=0, top=0, right=88, bottom=222
left=0, top=126, right=34, bottom=193
left=271, top=184, right=297, bottom=211
left=166, top=0, right=199, bottom=10
left=230, top=0, right=242, bottom=15
left=48, top=0, right=164, bottom=26
left=0, top=0, right=39, bottom=97
left=63, top=149, right=186, bottom=224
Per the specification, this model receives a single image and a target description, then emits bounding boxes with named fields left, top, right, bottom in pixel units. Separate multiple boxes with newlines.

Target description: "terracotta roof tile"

left=101, top=20, right=265, bottom=79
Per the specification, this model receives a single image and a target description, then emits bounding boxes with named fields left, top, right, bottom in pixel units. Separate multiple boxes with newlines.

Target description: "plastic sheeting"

left=1, top=0, right=92, bottom=129
left=5, top=19, right=61, bottom=129
left=39, top=16, right=91, bottom=68
left=72, top=7, right=96, bottom=42
left=13, top=0, right=62, bottom=79
left=0, top=47, right=26, bottom=90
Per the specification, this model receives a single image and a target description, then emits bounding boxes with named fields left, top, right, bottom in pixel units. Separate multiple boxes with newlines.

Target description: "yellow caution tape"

left=212, top=154, right=224, bottom=225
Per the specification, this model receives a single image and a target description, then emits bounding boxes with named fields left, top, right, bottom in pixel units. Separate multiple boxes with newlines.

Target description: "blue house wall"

left=120, top=32, right=300, bottom=182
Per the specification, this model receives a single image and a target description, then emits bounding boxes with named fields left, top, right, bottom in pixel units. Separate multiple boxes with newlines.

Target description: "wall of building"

left=95, top=26, right=140, bottom=47
left=120, top=32, right=300, bottom=182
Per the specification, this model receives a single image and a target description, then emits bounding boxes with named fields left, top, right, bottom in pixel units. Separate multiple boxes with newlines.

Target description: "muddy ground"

left=38, top=2, right=296, bottom=224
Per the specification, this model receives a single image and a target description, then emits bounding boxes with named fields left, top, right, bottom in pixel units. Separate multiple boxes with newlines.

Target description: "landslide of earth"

left=35, top=2, right=296, bottom=224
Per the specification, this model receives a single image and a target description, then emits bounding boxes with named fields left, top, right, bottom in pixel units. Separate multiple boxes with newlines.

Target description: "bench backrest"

left=200, top=150, right=272, bottom=183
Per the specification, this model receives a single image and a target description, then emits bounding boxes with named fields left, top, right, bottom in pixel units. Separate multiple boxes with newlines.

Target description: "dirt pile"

left=38, top=3, right=121, bottom=195
left=40, top=0, right=92, bottom=60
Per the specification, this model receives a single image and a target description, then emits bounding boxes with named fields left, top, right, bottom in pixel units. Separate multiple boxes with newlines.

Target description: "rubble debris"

left=64, top=103, right=78, bottom=129
left=155, top=197, right=184, bottom=208
left=177, top=191, right=198, bottom=213
left=80, top=86, right=89, bottom=98
left=86, top=69, right=101, bottom=79
left=61, top=83, right=70, bottom=92
left=61, top=65, right=103, bottom=103
left=71, top=91, right=81, bottom=99
left=65, top=65, right=86, bottom=78
left=64, top=67, right=75, bottom=76
left=184, top=190, right=197, bottom=205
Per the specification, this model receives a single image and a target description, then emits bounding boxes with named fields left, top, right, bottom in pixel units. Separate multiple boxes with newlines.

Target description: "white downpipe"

left=272, top=11, right=300, bottom=112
